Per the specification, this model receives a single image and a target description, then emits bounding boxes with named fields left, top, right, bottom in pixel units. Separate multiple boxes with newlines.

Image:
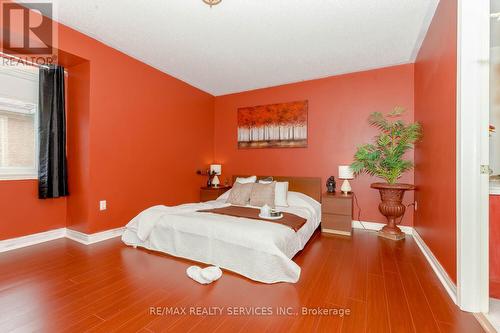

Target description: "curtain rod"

left=0, top=52, right=51, bottom=69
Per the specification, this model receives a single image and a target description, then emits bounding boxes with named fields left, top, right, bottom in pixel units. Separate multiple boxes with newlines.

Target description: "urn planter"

left=371, top=182, right=415, bottom=241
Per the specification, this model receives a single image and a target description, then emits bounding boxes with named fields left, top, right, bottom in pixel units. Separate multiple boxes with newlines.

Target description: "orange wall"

left=0, top=4, right=214, bottom=238
left=0, top=180, right=66, bottom=239
left=1, top=1, right=457, bottom=244
left=414, top=0, right=457, bottom=281
left=56, top=24, right=215, bottom=233
left=214, top=64, right=415, bottom=226
left=490, top=195, right=500, bottom=298
left=66, top=61, right=91, bottom=233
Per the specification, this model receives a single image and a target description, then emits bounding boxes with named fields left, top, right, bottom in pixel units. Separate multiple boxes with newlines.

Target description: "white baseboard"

left=352, top=220, right=414, bottom=235
left=412, top=229, right=458, bottom=304
left=0, top=228, right=66, bottom=253
left=65, top=227, right=125, bottom=245
left=475, top=311, right=498, bottom=333
left=0, top=227, right=125, bottom=252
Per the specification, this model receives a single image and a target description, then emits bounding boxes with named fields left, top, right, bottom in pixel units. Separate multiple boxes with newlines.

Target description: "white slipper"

left=200, top=266, right=222, bottom=282
left=186, top=266, right=211, bottom=284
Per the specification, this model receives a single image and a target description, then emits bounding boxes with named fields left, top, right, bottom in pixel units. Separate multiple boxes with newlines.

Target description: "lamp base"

left=341, top=179, right=351, bottom=194
left=212, top=175, right=220, bottom=188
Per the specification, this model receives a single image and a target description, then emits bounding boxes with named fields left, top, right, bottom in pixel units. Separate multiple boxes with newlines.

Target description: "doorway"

left=489, top=0, right=500, bottom=328
left=456, top=0, right=489, bottom=315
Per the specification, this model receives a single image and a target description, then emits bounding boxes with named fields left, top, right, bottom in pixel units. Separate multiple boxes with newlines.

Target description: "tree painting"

left=237, top=100, right=308, bottom=148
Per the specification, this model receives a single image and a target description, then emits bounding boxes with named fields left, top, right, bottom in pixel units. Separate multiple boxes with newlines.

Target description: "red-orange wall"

left=414, top=0, right=457, bottom=281
left=214, top=64, right=415, bottom=226
left=0, top=3, right=214, bottom=238
left=57, top=24, right=215, bottom=233
left=1, top=1, right=459, bottom=247
left=490, top=195, right=500, bottom=298
left=0, top=180, right=66, bottom=239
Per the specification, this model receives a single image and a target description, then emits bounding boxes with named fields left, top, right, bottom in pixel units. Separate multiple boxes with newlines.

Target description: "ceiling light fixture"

left=203, top=0, right=222, bottom=7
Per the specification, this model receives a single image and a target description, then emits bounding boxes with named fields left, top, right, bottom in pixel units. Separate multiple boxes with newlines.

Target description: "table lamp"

left=339, top=165, right=354, bottom=194
left=210, top=164, right=222, bottom=187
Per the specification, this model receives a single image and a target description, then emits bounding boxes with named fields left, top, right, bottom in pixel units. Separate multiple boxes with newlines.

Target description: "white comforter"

left=121, top=192, right=321, bottom=283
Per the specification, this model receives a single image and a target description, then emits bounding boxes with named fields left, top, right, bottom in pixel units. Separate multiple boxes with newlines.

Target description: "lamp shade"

left=210, top=164, right=222, bottom=175
left=338, top=165, right=354, bottom=179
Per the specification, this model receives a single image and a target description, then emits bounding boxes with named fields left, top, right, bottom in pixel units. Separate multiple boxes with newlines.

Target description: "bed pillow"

left=226, top=182, right=253, bottom=206
left=249, top=182, right=276, bottom=208
left=235, top=176, right=257, bottom=184
left=258, top=180, right=289, bottom=207
left=216, top=175, right=257, bottom=201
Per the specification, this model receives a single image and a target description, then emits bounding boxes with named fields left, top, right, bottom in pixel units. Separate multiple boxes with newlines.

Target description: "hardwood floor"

left=0, top=229, right=484, bottom=332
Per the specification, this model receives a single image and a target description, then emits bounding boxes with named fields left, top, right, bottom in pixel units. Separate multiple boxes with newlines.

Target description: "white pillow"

left=258, top=180, right=289, bottom=207
left=235, top=176, right=257, bottom=184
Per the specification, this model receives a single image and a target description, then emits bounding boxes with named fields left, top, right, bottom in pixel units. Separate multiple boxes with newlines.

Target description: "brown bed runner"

left=197, top=206, right=307, bottom=232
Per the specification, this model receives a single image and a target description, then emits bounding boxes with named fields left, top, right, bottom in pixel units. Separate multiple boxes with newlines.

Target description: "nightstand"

left=200, top=186, right=231, bottom=202
left=321, top=192, right=353, bottom=236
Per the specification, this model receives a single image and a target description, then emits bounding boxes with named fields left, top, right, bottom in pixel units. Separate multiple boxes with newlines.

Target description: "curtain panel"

left=38, top=65, right=69, bottom=199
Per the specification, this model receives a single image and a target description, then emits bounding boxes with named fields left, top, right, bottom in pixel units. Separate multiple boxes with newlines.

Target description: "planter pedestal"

left=371, top=183, right=416, bottom=241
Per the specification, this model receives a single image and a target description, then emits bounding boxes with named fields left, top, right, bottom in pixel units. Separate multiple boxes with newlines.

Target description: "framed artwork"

left=237, top=100, right=308, bottom=149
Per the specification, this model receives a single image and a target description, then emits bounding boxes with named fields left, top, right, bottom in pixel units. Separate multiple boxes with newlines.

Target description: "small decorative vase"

left=371, top=183, right=416, bottom=241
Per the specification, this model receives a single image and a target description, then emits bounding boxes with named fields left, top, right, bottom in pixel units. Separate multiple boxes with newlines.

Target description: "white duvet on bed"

left=121, top=191, right=321, bottom=283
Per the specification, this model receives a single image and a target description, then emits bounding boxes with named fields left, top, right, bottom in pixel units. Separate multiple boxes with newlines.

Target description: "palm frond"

left=351, top=108, right=422, bottom=184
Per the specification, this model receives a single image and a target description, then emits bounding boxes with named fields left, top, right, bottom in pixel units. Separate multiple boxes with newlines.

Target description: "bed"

left=121, top=176, right=322, bottom=283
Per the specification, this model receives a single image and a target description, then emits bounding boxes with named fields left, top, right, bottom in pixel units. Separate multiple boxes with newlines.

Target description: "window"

left=0, top=62, right=39, bottom=180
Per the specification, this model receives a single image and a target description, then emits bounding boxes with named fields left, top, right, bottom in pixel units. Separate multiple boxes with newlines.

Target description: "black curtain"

left=38, top=65, right=69, bottom=199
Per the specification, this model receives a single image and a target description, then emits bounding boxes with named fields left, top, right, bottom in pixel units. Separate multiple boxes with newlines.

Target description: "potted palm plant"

left=350, top=107, right=422, bottom=240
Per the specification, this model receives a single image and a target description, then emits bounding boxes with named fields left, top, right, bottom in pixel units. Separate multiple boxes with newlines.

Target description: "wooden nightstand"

left=321, top=192, right=353, bottom=236
left=200, top=186, right=231, bottom=202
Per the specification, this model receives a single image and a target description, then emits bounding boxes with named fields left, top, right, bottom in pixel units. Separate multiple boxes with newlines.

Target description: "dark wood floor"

left=0, top=229, right=484, bottom=332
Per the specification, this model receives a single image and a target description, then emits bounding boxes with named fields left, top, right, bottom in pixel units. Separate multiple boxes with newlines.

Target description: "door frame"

left=456, top=0, right=490, bottom=313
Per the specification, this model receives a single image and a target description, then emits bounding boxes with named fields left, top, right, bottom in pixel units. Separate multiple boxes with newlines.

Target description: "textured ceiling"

left=43, top=0, right=438, bottom=96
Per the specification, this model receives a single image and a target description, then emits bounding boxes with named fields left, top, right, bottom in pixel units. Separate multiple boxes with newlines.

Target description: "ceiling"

left=42, top=0, right=439, bottom=96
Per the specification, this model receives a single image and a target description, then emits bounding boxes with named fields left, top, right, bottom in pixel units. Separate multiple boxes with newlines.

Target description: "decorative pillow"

left=258, top=180, right=289, bottom=207
left=226, top=182, right=253, bottom=206
left=274, top=182, right=289, bottom=206
left=235, top=176, right=257, bottom=184
left=250, top=182, right=276, bottom=208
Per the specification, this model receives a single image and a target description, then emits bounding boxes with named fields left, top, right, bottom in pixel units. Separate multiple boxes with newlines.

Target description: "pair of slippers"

left=186, top=265, right=222, bottom=284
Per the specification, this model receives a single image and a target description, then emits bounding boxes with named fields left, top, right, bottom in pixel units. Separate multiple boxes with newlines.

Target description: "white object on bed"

left=258, top=180, right=289, bottom=206
left=235, top=175, right=257, bottom=184
left=122, top=191, right=321, bottom=284
left=258, top=213, right=283, bottom=220
left=260, top=204, right=271, bottom=217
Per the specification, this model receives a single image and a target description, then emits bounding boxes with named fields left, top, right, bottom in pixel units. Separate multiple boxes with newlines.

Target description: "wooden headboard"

left=232, top=175, right=322, bottom=202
